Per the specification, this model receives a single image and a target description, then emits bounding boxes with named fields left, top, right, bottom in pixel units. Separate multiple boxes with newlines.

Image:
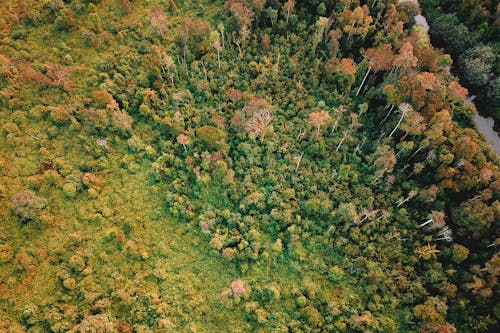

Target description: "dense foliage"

left=0, top=0, right=498, bottom=332
left=421, top=0, right=500, bottom=122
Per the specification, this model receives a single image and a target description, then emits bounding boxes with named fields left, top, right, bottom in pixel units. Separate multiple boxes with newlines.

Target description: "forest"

left=0, top=0, right=498, bottom=332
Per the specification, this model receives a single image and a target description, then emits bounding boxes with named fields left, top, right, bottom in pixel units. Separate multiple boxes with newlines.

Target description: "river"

left=473, top=115, right=500, bottom=156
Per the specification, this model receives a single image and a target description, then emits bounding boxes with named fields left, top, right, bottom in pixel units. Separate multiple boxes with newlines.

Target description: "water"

left=474, top=115, right=500, bottom=156
left=414, top=14, right=429, bottom=31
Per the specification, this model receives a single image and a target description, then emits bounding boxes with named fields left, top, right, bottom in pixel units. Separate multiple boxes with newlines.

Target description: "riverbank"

left=408, top=0, right=500, bottom=157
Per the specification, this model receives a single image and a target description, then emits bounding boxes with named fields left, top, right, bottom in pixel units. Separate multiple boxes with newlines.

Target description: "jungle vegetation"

left=0, top=0, right=498, bottom=332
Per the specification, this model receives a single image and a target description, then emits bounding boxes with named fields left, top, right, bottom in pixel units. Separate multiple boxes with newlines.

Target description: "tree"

left=459, top=43, right=495, bottom=88
left=389, top=103, right=413, bottom=138
left=11, top=190, right=47, bottom=222
left=425, top=109, right=453, bottom=144
left=312, top=16, right=330, bottom=54
left=416, top=243, right=441, bottom=260
left=451, top=243, right=469, bottom=263
left=244, top=97, right=274, bottom=140
left=224, top=0, right=253, bottom=43
left=452, top=199, right=495, bottom=231
left=400, top=108, right=426, bottom=139
left=327, top=29, right=343, bottom=56
left=231, top=279, right=247, bottom=298
left=339, top=5, right=373, bottom=41
left=414, top=297, right=457, bottom=333
left=177, top=133, right=190, bottom=152
left=150, top=8, right=169, bottom=38
left=46, top=63, right=71, bottom=89
left=197, top=125, right=226, bottom=149
left=214, top=38, right=223, bottom=69
left=417, top=72, right=439, bottom=91
left=336, top=130, right=350, bottom=152
left=328, top=57, right=358, bottom=95
left=357, top=44, right=394, bottom=95
left=179, top=18, right=211, bottom=60
left=382, top=84, right=403, bottom=119
left=397, top=190, right=418, bottom=207
left=447, top=81, right=468, bottom=102
left=365, top=44, right=394, bottom=72
left=372, top=145, right=396, bottom=177
left=394, top=42, right=418, bottom=69
left=418, top=211, right=445, bottom=229
left=453, top=134, right=478, bottom=160
left=428, top=13, right=478, bottom=56
left=309, top=111, right=330, bottom=136
left=283, top=0, right=295, bottom=24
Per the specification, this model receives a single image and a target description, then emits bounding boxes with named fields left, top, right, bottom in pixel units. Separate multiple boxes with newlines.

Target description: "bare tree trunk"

left=297, top=128, right=306, bottom=141
left=381, top=104, right=395, bottom=123
left=418, top=219, right=433, bottom=228
left=295, top=152, right=304, bottom=172
left=331, top=119, right=339, bottom=133
left=389, top=110, right=406, bottom=137
left=354, top=137, right=366, bottom=154
left=356, top=65, right=371, bottom=96
left=336, top=133, right=348, bottom=152
left=409, top=145, right=423, bottom=159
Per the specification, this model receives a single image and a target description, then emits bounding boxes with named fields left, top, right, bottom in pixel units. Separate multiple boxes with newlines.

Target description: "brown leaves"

left=328, top=58, right=357, bottom=75
left=176, top=133, right=190, bottom=145
left=82, top=173, right=103, bottom=190
left=0, top=53, right=15, bottom=78
left=365, top=44, right=394, bottom=72
left=454, top=135, right=478, bottom=160
left=417, top=72, right=439, bottom=91
left=309, top=111, right=330, bottom=134
left=227, top=88, right=245, bottom=104
left=401, top=108, right=426, bottom=136
left=17, top=62, right=51, bottom=86
left=448, top=81, right=468, bottom=101
left=395, top=42, right=418, bottom=68
left=284, top=0, right=295, bottom=22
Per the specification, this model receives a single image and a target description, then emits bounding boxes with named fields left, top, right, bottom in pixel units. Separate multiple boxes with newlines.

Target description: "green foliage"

left=0, top=0, right=498, bottom=332
left=196, top=125, right=226, bottom=150
left=451, top=243, right=469, bottom=264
